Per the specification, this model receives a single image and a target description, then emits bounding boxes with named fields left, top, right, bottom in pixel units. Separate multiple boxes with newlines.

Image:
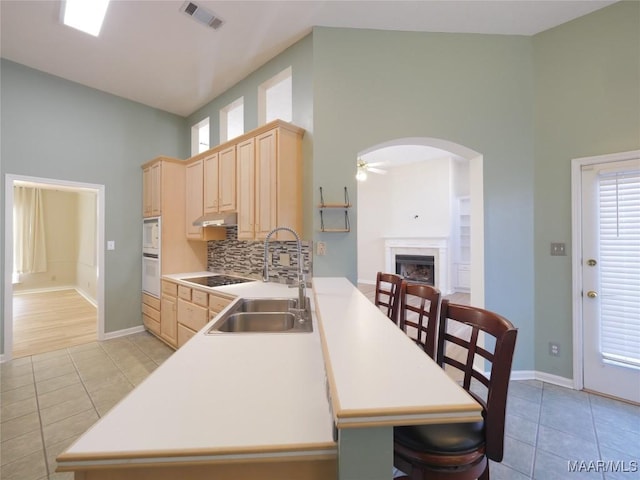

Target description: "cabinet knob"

left=586, top=290, right=598, bottom=298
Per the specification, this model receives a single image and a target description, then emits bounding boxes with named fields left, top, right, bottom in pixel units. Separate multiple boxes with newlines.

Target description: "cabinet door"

left=237, top=138, right=255, bottom=240
left=185, top=160, right=204, bottom=239
left=150, top=162, right=162, bottom=216
left=255, top=129, right=278, bottom=239
left=203, top=152, right=219, bottom=214
left=219, top=146, right=237, bottom=212
left=143, top=167, right=152, bottom=217
left=160, top=295, right=177, bottom=347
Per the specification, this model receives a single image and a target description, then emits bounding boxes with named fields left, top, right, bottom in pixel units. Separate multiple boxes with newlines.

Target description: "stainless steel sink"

left=206, top=297, right=312, bottom=334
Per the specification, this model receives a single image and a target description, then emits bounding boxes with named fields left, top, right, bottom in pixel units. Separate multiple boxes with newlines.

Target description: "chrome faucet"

left=263, top=226, right=306, bottom=310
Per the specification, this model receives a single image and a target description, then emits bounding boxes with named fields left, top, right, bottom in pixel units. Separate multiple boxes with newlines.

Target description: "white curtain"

left=13, top=186, right=47, bottom=276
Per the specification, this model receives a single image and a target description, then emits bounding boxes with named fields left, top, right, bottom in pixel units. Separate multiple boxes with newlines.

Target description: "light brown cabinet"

left=142, top=293, right=161, bottom=336
left=236, top=124, right=304, bottom=240
left=185, top=160, right=205, bottom=240
left=160, top=280, right=178, bottom=348
left=204, top=146, right=236, bottom=214
left=186, top=158, right=226, bottom=242
left=175, top=286, right=234, bottom=349
left=142, top=162, right=161, bottom=217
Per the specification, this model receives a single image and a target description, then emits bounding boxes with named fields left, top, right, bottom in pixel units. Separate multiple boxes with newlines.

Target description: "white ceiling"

left=1, top=0, right=616, bottom=117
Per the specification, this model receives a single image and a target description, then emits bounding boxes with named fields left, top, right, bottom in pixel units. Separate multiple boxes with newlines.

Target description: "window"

left=220, top=97, right=244, bottom=142
left=191, top=117, right=210, bottom=156
left=258, top=67, right=292, bottom=125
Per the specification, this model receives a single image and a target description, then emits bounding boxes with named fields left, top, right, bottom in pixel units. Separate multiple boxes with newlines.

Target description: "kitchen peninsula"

left=57, top=276, right=481, bottom=480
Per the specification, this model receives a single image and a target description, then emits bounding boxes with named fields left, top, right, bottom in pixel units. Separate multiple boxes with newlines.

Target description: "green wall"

left=186, top=34, right=315, bottom=237
left=311, top=27, right=536, bottom=371
left=0, top=60, right=188, bottom=354
left=533, top=1, right=640, bottom=378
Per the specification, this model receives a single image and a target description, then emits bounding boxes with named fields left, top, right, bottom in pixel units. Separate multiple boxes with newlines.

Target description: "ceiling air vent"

left=180, top=1, right=224, bottom=30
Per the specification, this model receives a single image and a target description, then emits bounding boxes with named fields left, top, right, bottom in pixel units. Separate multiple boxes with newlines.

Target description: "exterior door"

left=580, top=156, right=640, bottom=403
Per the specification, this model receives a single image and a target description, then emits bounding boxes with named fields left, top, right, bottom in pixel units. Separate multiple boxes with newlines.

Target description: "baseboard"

left=511, top=369, right=574, bottom=389
left=101, top=325, right=145, bottom=341
left=75, top=287, right=97, bottom=308
left=0, top=354, right=7, bottom=364
left=357, top=279, right=375, bottom=286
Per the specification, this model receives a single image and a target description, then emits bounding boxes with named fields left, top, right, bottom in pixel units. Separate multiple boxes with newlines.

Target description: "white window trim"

left=258, top=66, right=292, bottom=125
left=191, top=117, right=210, bottom=156
left=219, top=97, right=244, bottom=143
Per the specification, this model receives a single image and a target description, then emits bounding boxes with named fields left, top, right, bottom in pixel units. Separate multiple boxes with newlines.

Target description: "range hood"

left=192, top=212, right=237, bottom=228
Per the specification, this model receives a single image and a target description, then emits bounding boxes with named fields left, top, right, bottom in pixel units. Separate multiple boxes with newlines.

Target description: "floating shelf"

left=319, top=187, right=351, bottom=232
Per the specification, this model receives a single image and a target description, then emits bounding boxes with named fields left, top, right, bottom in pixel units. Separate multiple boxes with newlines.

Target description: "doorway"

left=4, top=174, right=106, bottom=361
left=356, top=137, right=484, bottom=308
left=572, top=150, right=640, bottom=404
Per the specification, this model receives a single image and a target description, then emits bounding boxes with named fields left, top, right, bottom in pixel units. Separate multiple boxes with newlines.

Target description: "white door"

left=580, top=156, right=640, bottom=403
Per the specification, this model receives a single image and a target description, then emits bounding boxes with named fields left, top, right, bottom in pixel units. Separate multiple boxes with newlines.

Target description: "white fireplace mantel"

left=384, top=237, right=450, bottom=294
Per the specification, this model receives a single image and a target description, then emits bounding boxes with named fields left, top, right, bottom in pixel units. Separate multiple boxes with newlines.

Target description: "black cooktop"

left=183, top=275, right=253, bottom=287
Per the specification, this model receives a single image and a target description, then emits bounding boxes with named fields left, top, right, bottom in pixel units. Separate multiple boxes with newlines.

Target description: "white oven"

left=142, top=217, right=160, bottom=297
left=142, top=254, right=160, bottom=298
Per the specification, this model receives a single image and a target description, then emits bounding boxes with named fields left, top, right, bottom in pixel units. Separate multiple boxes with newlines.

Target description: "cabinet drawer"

left=143, top=314, right=161, bottom=336
left=162, top=281, right=177, bottom=297
left=142, top=293, right=160, bottom=310
left=209, top=294, right=233, bottom=313
left=192, top=289, right=209, bottom=307
left=142, top=303, right=160, bottom=322
left=177, top=299, right=208, bottom=332
left=177, top=324, right=197, bottom=348
left=178, top=285, right=192, bottom=301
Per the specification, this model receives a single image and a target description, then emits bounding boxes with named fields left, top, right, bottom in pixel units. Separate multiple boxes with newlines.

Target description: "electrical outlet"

left=107, top=240, right=115, bottom=251
left=279, top=253, right=290, bottom=266
left=550, top=242, right=566, bottom=256
left=549, top=342, right=560, bottom=357
left=317, top=241, right=327, bottom=256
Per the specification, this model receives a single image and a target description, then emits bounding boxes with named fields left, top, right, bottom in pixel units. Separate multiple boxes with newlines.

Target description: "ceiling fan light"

left=356, top=169, right=367, bottom=182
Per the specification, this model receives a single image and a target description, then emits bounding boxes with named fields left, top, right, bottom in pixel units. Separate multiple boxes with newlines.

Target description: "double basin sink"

left=207, top=297, right=313, bottom=334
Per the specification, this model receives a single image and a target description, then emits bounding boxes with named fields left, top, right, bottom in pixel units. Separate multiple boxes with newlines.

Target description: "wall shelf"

left=318, top=186, right=351, bottom=232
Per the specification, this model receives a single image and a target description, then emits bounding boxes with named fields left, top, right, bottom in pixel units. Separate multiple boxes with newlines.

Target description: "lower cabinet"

left=142, top=294, right=161, bottom=336
left=145, top=279, right=236, bottom=349
left=160, top=282, right=178, bottom=348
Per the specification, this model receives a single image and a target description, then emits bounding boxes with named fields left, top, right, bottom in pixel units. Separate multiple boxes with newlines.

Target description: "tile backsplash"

left=207, top=227, right=313, bottom=283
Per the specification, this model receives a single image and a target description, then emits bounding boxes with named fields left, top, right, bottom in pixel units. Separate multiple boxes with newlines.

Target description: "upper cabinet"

left=186, top=120, right=304, bottom=242
left=204, top=145, right=236, bottom=214
left=143, top=162, right=161, bottom=217
left=185, top=159, right=224, bottom=242
left=236, top=123, right=304, bottom=240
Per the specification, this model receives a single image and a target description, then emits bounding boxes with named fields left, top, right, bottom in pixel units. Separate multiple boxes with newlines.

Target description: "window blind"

left=598, top=169, right=640, bottom=368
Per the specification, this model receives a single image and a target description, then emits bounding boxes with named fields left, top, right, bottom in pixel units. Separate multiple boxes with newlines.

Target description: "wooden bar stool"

left=374, top=272, right=403, bottom=325
left=394, top=299, right=518, bottom=480
left=398, top=282, right=441, bottom=359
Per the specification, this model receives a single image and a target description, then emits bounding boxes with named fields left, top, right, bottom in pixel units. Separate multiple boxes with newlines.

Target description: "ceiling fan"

left=356, top=159, right=387, bottom=181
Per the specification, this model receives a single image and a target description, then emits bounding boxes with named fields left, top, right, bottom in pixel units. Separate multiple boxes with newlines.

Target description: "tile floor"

left=2, top=331, right=639, bottom=480
left=1, top=332, right=174, bottom=480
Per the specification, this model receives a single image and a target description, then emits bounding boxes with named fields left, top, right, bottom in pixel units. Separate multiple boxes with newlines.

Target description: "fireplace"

left=396, top=254, right=435, bottom=286
left=384, top=237, right=450, bottom=294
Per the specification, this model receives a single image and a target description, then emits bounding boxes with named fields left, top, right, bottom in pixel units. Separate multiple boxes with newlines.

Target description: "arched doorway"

left=356, top=137, right=484, bottom=307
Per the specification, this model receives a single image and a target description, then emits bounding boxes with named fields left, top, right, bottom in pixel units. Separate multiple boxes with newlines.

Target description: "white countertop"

left=58, top=276, right=481, bottom=470
left=313, top=277, right=482, bottom=428
left=58, top=280, right=334, bottom=468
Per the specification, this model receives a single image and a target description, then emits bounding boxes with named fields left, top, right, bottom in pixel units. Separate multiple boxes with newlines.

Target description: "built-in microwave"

left=142, top=217, right=160, bottom=255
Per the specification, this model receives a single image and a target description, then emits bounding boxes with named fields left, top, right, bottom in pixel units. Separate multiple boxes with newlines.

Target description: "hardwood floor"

left=12, top=289, right=97, bottom=359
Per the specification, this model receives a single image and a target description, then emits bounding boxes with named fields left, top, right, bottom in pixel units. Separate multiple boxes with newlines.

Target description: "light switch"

left=107, top=240, right=115, bottom=251
left=550, top=242, right=566, bottom=256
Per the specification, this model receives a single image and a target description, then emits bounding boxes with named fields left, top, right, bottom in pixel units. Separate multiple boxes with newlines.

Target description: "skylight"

left=62, top=0, right=110, bottom=37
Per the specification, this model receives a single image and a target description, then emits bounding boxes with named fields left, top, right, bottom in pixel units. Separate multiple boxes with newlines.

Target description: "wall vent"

left=180, top=1, right=224, bottom=30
